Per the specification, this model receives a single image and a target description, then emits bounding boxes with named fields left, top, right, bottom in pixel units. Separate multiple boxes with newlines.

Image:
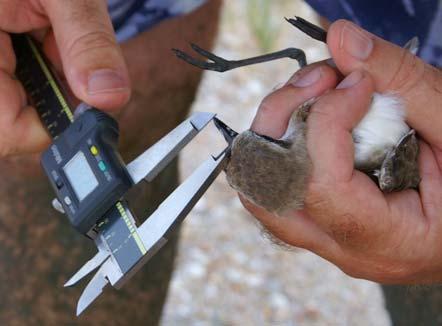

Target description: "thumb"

left=42, top=0, right=130, bottom=111
left=327, top=19, right=442, bottom=149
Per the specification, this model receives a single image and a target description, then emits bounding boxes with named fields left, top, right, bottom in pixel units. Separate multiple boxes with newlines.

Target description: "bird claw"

left=172, top=46, right=230, bottom=72
left=285, top=16, right=328, bottom=43
left=190, top=43, right=224, bottom=62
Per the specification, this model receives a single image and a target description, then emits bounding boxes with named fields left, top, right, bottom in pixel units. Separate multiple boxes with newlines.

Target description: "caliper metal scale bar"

left=12, top=34, right=229, bottom=315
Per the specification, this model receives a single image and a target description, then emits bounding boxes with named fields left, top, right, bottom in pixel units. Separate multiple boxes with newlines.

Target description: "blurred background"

left=161, top=1, right=391, bottom=325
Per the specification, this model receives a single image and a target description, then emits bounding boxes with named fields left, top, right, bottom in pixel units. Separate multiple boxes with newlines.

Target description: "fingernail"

left=336, top=71, right=364, bottom=89
left=291, top=67, right=322, bottom=87
left=88, top=69, right=128, bottom=95
left=340, top=22, right=373, bottom=60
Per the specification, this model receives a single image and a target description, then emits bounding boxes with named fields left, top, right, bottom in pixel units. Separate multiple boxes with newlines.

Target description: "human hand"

left=242, top=20, right=442, bottom=284
left=0, top=0, right=130, bottom=156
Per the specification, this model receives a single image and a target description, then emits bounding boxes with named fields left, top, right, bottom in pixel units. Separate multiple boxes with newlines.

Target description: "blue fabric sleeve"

left=305, top=0, right=442, bottom=66
left=107, top=0, right=207, bottom=42
left=108, top=0, right=442, bottom=67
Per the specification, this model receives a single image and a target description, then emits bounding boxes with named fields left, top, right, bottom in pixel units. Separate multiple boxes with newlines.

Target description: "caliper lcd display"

left=64, top=151, right=99, bottom=201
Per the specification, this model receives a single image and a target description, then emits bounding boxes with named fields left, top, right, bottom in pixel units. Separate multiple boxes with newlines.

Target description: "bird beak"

left=213, top=117, right=238, bottom=146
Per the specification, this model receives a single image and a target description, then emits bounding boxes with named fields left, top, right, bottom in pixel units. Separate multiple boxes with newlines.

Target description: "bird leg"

left=172, top=17, right=330, bottom=72
left=173, top=43, right=307, bottom=72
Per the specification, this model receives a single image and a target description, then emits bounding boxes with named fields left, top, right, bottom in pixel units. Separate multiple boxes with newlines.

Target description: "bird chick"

left=223, top=93, right=419, bottom=215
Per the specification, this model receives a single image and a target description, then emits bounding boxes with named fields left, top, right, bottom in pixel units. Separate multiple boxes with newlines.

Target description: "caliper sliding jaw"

left=63, top=111, right=230, bottom=315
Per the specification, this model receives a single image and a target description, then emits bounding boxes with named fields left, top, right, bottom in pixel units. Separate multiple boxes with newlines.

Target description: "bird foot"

left=285, top=16, right=328, bottom=43
left=377, top=130, right=420, bottom=192
left=172, top=43, right=232, bottom=72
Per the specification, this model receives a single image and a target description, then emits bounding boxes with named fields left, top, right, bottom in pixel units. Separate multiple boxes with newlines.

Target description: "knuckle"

left=66, top=30, right=118, bottom=59
left=65, top=0, right=105, bottom=22
left=309, top=98, right=336, bottom=122
left=386, top=48, right=426, bottom=93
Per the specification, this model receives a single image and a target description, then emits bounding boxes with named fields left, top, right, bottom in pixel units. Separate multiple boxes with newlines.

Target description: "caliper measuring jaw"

left=63, top=111, right=230, bottom=315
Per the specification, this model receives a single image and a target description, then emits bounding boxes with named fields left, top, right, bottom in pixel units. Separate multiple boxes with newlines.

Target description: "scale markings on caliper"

left=12, top=34, right=230, bottom=315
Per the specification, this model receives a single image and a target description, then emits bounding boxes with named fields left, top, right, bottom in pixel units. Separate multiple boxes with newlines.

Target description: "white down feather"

left=353, top=93, right=409, bottom=166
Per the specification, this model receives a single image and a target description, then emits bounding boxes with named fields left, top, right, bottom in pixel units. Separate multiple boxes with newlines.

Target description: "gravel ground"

left=162, top=2, right=391, bottom=325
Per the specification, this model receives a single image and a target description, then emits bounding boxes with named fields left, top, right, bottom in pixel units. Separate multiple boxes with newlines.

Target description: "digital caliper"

left=42, top=109, right=133, bottom=236
left=12, top=34, right=232, bottom=315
